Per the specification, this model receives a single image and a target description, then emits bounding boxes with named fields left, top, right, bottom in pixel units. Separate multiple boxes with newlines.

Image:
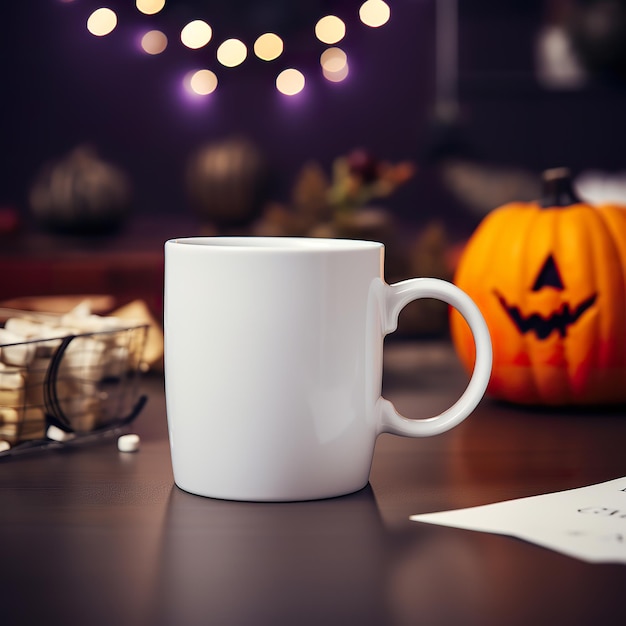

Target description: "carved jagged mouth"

left=495, top=291, right=597, bottom=340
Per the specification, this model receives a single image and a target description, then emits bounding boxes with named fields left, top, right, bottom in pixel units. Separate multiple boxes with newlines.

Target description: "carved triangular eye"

left=532, top=254, right=564, bottom=291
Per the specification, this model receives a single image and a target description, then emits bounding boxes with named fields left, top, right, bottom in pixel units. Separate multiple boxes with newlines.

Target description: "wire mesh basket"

left=0, top=322, right=148, bottom=457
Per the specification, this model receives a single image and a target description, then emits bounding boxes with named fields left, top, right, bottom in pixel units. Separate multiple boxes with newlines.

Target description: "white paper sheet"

left=410, top=476, right=626, bottom=564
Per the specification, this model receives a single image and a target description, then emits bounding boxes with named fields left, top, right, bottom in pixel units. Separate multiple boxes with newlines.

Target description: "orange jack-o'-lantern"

left=451, top=168, right=626, bottom=406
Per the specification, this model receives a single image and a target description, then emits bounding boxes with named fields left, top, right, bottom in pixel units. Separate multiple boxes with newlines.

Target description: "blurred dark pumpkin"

left=29, top=146, right=131, bottom=235
left=186, top=137, right=269, bottom=232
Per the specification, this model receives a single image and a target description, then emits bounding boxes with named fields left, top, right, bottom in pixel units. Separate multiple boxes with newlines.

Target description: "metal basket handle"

left=43, top=333, right=147, bottom=433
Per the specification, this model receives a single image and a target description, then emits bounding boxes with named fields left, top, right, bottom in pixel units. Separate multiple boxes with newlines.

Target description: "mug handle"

left=378, top=278, right=492, bottom=437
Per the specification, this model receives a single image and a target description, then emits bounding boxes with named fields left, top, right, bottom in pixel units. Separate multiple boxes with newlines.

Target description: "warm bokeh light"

left=323, top=63, right=349, bottom=82
left=186, top=69, right=218, bottom=95
left=87, top=8, right=118, bottom=37
left=359, top=0, right=391, bottom=28
left=276, top=68, right=305, bottom=96
left=320, top=48, right=349, bottom=83
left=315, top=15, right=346, bottom=44
left=141, top=30, right=168, bottom=55
left=136, top=0, right=165, bottom=15
left=320, top=48, right=347, bottom=74
left=254, top=33, right=283, bottom=61
left=216, top=39, right=247, bottom=67
left=180, top=20, right=213, bottom=49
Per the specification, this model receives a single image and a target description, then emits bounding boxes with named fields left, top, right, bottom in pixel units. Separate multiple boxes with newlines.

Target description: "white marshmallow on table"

left=0, top=328, right=35, bottom=367
left=117, top=433, right=140, bottom=452
left=0, top=440, right=10, bottom=453
left=46, top=424, right=75, bottom=442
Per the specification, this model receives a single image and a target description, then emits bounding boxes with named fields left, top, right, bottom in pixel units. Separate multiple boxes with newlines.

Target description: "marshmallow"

left=0, top=407, right=20, bottom=424
left=1, top=306, right=143, bottom=443
left=32, top=327, right=78, bottom=357
left=0, top=329, right=35, bottom=367
left=46, top=424, right=75, bottom=442
left=0, top=423, right=18, bottom=440
left=117, top=433, right=140, bottom=452
left=0, top=406, right=44, bottom=424
left=3, top=318, right=78, bottom=358
left=67, top=300, right=92, bottom=319
left=0, top=388, right=25, bottom=411
left=0, top=440, right=10, bottom=453
left=3, top=317, right=44, bottom=338
left=0, top=363, right=25, bottom=391
left=61, top=312, right=125, bottom=334
left=0, top=407, right=45, bottom=443
left=59, top=336, right=107, bottom=385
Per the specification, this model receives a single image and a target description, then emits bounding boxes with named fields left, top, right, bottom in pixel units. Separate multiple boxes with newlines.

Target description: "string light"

left=323, top=64, right=349, bottom=82
left=254, top=33, right=283, bottom=62
left=77, top=4, right=392, bottom=96
left=186, top=69, right=218, bottom=95
left=136, top=0, right=166, bottom=16
left=276, top=69, right=305, bottom=96
left=320, top=48, right=347, bottom=74
left=315, top=15, right=346, bottom=44
left=216, top=39, right=247, bottom=67
left=180, top=20, right=212, bottom=49
left=87, top=8, right=117, bottom=37
left=359, top=0, right=391, bottom=28
left=321, top=48, right=349, bottom=83
left=141, top=30, right=168, bottom=55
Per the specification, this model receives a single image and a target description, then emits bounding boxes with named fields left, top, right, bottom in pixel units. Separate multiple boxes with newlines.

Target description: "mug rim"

left=166, top=236, right=384, bottom=252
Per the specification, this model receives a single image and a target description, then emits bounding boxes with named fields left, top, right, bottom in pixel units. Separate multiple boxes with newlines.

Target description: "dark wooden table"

left=1, top=342, right=625, bottom=626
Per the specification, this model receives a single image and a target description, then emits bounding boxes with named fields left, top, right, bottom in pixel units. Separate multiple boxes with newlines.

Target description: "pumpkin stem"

left=540, top=167, right=581, bottom=207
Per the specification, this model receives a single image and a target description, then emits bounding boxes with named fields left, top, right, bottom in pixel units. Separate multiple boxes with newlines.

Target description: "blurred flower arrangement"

left=253, top=148, right=416, bottom=241
left=327, top=149, right=416, bottom=214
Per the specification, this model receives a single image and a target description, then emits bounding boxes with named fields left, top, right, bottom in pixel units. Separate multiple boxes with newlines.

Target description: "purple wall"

left=2, top=0, right=626, bottom=236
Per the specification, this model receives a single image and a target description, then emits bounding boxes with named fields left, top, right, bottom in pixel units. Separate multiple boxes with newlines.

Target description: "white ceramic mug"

left=164, top=237, right=492, bottom=501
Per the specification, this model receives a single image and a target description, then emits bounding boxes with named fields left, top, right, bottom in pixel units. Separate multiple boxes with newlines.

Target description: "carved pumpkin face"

left=495, top=254, right=597, bottom=340
left=450, top=169, right=626, bottom=406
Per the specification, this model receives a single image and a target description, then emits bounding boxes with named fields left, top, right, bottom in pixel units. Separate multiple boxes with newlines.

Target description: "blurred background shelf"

left=0, top=216, right=199, bottom=320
